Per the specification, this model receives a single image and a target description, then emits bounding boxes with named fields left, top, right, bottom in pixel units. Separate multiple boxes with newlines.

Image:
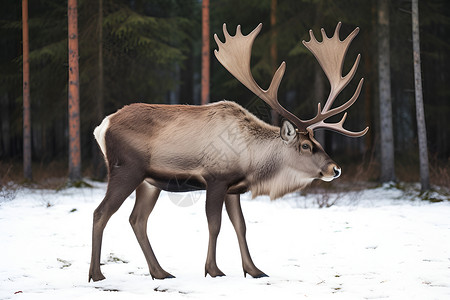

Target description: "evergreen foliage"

left=0, top=0, right=449, bottom=185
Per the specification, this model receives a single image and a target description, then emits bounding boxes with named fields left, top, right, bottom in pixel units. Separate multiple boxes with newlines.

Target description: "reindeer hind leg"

left=89, top=164, right=144, bottom=282
left=129, top=181, right=174, bottom=279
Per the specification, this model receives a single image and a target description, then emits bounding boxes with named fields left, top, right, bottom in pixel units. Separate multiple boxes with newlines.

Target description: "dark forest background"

left=0, top=0, right=449, bottom=187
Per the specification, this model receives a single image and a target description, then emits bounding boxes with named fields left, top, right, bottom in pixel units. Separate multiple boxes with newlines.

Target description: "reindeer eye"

left=301, top=144, right=310, bottom=150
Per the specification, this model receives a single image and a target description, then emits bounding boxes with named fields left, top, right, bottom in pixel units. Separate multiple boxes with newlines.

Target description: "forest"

left=0, top=0, right=449, bottom=189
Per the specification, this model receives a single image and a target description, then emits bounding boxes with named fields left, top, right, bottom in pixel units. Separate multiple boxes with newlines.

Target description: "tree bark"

left=411, top=0, right=430, bottom=192
left=201, top=0, right=210, bottom=105
left=363, top=0, right=377, bottom=155
left=22, top=0, right=32, bottom=180
left=97, top=0, right=103, bottom=119
left=377, top=0, right=395, bottom=182
left=93, top=0, right=106, bottom=180
left=0, top=94, right=10, bottom=157
left=68, top=0, right=81, bottom=182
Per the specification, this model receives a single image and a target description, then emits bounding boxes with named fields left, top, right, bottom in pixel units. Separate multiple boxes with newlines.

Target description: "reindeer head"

left=214, top=23, right=368, bottom=183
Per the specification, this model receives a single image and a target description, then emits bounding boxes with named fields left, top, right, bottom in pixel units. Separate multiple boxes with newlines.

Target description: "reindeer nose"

left=320, top=164, right=341, bottom=182
left=333, top=166, right=341, bottom=178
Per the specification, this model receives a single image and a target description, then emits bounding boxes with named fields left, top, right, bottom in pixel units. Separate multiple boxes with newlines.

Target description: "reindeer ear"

left=280, top=120, right=297, bottom=143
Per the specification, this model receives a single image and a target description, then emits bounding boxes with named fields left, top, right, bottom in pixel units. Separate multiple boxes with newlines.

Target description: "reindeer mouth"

left=320, top=174, right=335, bottom=182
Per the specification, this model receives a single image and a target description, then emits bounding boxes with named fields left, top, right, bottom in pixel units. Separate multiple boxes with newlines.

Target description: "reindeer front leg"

left=225, top=194, right=267, bottom=278
left=204, top=182, right=227, bottom=277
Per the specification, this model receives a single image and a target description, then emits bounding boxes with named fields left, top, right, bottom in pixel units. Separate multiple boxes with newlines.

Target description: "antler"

left=214, top=24, right=304, bottom=129
left=302, top=22, right=368, bottom=137
left=214, top=23, right=368, bottom=137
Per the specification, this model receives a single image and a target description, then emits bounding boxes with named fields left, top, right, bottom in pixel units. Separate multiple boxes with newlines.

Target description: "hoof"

left=244, top=269, right=268, bottom=278
left=151, top=271, right=175, bottom=280
left=205, top=268, right=226, bottom=278
left=89, top=272, right=106, bottom=282
left=252, top=272, right=269, bottom=278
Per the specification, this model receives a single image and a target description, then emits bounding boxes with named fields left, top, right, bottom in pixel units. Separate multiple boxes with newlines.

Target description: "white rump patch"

left=93, top=116, right=110, bottom=157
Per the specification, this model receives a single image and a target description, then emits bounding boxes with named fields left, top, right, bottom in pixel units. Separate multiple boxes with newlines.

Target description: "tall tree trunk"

left=363, top=0, right=377, bottom=155
left=377, top=0, right=395, bottom=182
left=68, top=0, right=81, bottom=182
left=0, top=94, right=10, bottom=157
left=201, top=0, right=209, bottom=105
left=22, top=0, right=32, bottom=180
left=93, top=0, right=106, bottom=180
left=270, top=0, right=279, bottom=126
left=412, top=0, right=430, bottom=192
left=97, top=0, right=103, bottom=120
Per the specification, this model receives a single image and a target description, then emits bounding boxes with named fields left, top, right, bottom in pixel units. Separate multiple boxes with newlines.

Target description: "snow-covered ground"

left=1, top=182, right=449, bottom=300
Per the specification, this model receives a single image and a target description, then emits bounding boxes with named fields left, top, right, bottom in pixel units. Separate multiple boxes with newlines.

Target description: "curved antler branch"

left=214, top=23, right=302, bottom=127
left=301, top=22, right=368, bottom=137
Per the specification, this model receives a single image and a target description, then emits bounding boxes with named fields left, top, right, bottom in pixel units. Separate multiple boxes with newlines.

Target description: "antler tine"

left=300, top=22, right=368, bottom=137
left=214, top=23, right=303, bottom=128
left=333, top=21, right=342, bottom=37
left=310, top=112, right=369, bottom=137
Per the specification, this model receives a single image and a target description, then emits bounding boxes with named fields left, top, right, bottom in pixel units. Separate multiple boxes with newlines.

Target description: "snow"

left=1, top=183, right=449, bottom=300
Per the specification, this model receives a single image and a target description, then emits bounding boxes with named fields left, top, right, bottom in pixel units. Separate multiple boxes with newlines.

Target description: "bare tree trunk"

left=363, top=0, right=377, bottom=155
left=270, top=0, right=279, bottom=126
left=22, top=0, right=32, bottom=180
left=201, top=0, right=210, bottom=105
left=0, top=94, right=10, bottom=157
left=377, top=0, right=395, bottom=182
left=97, top=0, right=103, bottom=120
left=68, top=0, right=81, bottom=182
left=93, top=0, right=106, bottom=180
left=412, top=0, right=430, bottom=192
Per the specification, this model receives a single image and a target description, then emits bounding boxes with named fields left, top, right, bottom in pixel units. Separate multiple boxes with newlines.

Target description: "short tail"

left=93, top=116, right=110, bottom=157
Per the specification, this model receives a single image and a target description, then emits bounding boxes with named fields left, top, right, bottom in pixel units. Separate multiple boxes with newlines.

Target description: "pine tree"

left=378, top=0, right=396, bottom=183
left=201, top=0, right=210, bottom=105
left=22, top=0, right=32, bottom=180
left=68, top=0, right=81, bottom=182
left=412, top=0, right=430, bottom=191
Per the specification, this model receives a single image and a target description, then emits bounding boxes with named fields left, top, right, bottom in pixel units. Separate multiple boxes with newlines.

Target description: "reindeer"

left=89, top=22, right=368, bottom=282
